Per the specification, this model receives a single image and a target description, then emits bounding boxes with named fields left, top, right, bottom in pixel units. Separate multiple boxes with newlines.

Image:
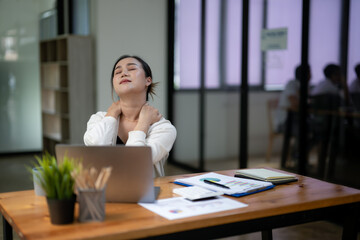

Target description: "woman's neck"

left=120, top=96, right=146, bottom=121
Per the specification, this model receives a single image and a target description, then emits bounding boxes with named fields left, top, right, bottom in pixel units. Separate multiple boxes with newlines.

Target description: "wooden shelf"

left=46, top=41, right=57, bottom=61
left=43, top=133, right=64, bottom=142
left=56, top=38, right=67, bottom=61
left=42, top=86, right=68, bottom=92
left=41, top=90, right=69, bottom=114
left=42, top=114, right=69, bottom=141
left=40, top=35, right=94, bottom=154
left=41, top=61, right=68, bottom=65
left=42, top=110, right=69, bottom=119
left=42, top=137, right=60, bottom=155
left=41, top=63, right=68, bottom=88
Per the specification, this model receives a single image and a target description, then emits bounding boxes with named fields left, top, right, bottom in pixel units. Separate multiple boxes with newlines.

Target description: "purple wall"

left=265, top=0, right=302, bottom=89
left=205, top=0, right=221, bottom=88
left=309, top=0, right=341, bottom=85
left=177, top=0, right=201, bottom=89
left=248, top=0, right=263, bottom=86
left=225, top=0, right=241, bottom=86
left=226, top=0, right=263, bottom=86
left=347, top=0, right=360, bottom=84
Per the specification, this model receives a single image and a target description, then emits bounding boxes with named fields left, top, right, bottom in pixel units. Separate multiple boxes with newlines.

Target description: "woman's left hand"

left=134, top=103, right=162, bottom=133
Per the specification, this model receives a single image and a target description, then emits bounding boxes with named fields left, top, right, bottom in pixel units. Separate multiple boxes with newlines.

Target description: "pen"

left=203, top=179, right=230, bottom=189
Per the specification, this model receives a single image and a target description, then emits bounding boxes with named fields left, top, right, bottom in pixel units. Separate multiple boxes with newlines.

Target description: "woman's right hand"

left=105, top=100, right=122, bottom=118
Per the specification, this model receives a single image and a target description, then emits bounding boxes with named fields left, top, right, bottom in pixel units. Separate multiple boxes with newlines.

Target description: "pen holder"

left=78, top=187, right=106, bottom=222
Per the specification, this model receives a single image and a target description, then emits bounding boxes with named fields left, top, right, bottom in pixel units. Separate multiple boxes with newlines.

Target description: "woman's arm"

left=83, top=112, right=118, bottom=145
left=105, top=100, right=122, bottom=118
left=84, top=101, right=122, bottom=145
left=127, top=104, right=176, bottom=165
left=127, top=119, right=177, bottom=165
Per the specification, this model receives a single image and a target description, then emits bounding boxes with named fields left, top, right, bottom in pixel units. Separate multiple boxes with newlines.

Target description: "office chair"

left=266, top=98, right=282, bottom=162
left=350, top=93, right=360, bottom=111
left=308, top=94, right=341, bottom=179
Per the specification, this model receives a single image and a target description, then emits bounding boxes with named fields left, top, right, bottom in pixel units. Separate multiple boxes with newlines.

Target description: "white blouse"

left=83, top=111, right=177, bottom=177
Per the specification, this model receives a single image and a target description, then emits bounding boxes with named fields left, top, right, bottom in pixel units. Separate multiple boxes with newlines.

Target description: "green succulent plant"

left=32, top=152, right=80, bottom=200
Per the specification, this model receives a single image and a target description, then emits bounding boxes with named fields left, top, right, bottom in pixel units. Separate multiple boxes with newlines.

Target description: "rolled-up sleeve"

left=83, top=112, right=118, bottom=146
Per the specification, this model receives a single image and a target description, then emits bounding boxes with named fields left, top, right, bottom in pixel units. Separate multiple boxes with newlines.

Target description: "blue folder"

left=173, top=181, right=275, bottom=197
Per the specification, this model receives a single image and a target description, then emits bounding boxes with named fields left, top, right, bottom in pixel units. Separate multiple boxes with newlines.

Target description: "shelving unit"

left=40, top=35, right=93, bottom=154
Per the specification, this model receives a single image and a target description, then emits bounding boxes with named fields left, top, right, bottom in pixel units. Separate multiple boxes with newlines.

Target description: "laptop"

left=55, top=144, right=156, bottom=203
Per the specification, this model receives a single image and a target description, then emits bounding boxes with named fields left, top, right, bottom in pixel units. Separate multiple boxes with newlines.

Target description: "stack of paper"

left=174, top=172, right=274, bottom=197
left=139, top=197, right=248, bottom=220
left=235, top=168, right=298, bottom=184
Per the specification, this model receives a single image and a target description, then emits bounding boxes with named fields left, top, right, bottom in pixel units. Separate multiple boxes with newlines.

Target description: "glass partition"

left=171, top=0, right=360, bottom=188
left=0, top=0, right=55, bottom=153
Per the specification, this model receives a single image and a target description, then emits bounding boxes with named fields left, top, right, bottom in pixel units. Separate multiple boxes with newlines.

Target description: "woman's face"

left=113, top=57, right=151, bottom=98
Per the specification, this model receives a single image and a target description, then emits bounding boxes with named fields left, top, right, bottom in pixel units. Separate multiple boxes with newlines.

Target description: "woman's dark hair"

left=111, top=55, right=158, bottom=101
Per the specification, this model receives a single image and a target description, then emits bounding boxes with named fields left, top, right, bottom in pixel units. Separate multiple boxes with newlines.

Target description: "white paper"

left=175, top=172, right=273, bottom=195
left=139, top=196, right=248, bottom=220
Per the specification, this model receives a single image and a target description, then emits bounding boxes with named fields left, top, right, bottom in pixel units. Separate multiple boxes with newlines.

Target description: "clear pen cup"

left=32, top=167, right=46, bottom=196
left=78, top=187, right=106, bottom=222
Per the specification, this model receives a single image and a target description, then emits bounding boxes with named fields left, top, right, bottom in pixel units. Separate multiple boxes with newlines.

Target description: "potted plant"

left=32, top=152, right=79, bottom=225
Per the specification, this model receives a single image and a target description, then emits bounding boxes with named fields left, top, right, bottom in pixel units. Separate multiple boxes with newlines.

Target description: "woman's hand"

left=105, top=101, right=122, bottom=118
left=134, top=103, right=162, bottom=133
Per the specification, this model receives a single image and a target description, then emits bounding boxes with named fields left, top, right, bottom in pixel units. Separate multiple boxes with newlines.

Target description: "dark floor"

left=0, top=153, right=359, bottom=240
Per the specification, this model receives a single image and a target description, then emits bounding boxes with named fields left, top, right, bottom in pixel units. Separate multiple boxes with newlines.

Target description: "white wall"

left=90, top=0, right=167, bottom=116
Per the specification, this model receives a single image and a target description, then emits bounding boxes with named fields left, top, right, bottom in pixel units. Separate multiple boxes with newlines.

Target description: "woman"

left=84, top=55, right=176, bottom=177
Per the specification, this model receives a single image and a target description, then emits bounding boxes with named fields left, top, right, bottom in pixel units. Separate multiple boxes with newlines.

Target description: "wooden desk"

left=1, top=169, right=360, bottom=240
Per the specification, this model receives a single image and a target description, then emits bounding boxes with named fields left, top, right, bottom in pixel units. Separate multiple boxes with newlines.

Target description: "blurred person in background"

left=274, top=64, right=311, bottom=133
left=349, top=64, right=360, bottom=93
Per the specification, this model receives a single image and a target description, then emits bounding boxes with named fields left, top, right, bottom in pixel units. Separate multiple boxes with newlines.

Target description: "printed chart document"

left=174, top=172, right=274, bottom=197
left=139, top=197, right=247, bottom=220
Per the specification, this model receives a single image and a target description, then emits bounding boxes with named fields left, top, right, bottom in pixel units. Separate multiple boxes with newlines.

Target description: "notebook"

left=174, top=172, right=274, bottom=197
left=235, top=168, right=298, bottom=185
left=55, top=144, right=156, bottom=203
